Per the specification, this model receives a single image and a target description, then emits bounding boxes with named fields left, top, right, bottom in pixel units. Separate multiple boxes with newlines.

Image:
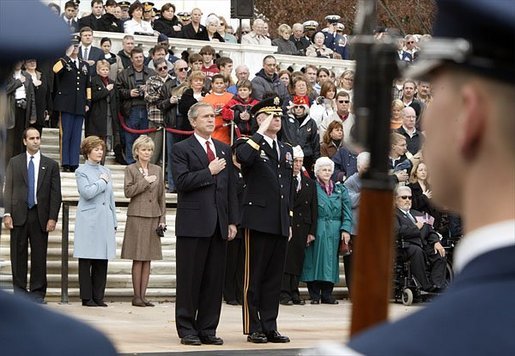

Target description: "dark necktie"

left=272, top=140, right=278, bottom=160
left=206, top=141, right=215, bottom=162
left=28, top=156, right=35, bottom=209
left=294, top=176, right=299, bottom=193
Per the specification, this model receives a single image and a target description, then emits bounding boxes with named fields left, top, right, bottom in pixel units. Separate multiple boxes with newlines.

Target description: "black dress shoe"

left=200, top=335, right=224, bottom=345
left=94, top=300, right=108, bottom=307
left=226, top=300, right=239, bottom=306
left=311, top=299, right=320, bottom=304
left=280, top=299, right=293, bottom=305
left=180, top=335, right=201, bottom=346
left=82, top=299, right=97, bottom=307
left=247, top=332, right=268, bottom=343
left=321, top=298, right=339, bottom=304
left=266, top=330, right=290, bottom=343
left=292, top=299, right=305, bottom=305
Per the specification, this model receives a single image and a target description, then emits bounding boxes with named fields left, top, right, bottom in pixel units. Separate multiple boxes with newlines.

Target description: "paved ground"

left=46, top=298, right=422, bottom=354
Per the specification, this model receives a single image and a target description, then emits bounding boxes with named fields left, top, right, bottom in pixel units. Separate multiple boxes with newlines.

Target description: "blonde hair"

left=96, top=59, right=110, bottom=71
left=132, top=135, right=154, bottom=160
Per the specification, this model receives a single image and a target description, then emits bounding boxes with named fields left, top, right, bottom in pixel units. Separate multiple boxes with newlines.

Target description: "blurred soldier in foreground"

left=314, top=0, right=515, bottom=354
left=0, top=1, right=117, bottom=354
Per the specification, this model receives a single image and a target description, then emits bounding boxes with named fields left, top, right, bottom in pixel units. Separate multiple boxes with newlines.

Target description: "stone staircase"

left=0, top=128, right=348, bottom=302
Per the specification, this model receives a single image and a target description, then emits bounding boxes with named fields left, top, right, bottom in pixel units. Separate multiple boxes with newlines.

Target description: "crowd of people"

left=3, top=0, right=463, bottom=348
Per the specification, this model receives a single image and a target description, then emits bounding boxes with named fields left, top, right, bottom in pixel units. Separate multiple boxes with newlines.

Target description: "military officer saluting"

left=235, top=96, right=293, bottom=344
left=53, top=35, right=92, bottom=172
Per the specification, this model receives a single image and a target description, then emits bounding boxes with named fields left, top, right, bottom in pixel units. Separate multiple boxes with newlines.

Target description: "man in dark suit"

left=3, top=127, right=62, bottom=303
left=280, top=146, right=317, bottom=306
left=77, top=27, right=105, bottom=74
left=77, top=0, right=104, bottom=30
left=62, top=1, right=79, bottom=32
left=235, top=96, right=294, bottom=344
left=394, top=185, right=446, bottom=292
left=171, top=102, right=238, bottom=346
left=344, top=0, right=515, bottom=354
left=0, top=1, right=117, bottom=353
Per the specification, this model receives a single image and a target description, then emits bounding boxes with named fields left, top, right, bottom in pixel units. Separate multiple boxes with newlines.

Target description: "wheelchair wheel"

left=445, top=261, right=454, bottom=285
left=402, top=288, right=414, bottom=306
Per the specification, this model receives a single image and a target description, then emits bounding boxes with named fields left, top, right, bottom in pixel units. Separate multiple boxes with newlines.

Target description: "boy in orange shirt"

left=203, top=74, right=234, bottom=144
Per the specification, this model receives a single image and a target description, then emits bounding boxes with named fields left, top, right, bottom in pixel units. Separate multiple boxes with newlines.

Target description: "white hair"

left=356, top=152, right=370, bottom=170
left=395, top=185, right=411, bottom=197
left=314, top=157, right=334, bottom=175
left=205, top=14, right=220, bottom=27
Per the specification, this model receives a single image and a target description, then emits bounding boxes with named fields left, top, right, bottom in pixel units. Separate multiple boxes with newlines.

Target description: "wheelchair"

left=393, top=238, right=455, bottom=306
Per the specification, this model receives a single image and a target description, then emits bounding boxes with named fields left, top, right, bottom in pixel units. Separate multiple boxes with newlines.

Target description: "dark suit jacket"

left=172, top=135, right=238, bottom=239
left=5, top=72, right=36, bottom=129
left=78, top=45, right=104, bottom=74
left=4, top=152, right=61, bottom=231
left=349, top=245, right=515, bottom=355
left=77, top=14, right=101, bottom=31
left=394, top=208, right=440, bottom=248
left=181, top=23, right=207, bottom=39
left=235, top=132, right=294, bottom=237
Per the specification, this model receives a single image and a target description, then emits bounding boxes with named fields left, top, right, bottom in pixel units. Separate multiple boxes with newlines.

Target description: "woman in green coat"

left=301, top=157, right=353, bottom=304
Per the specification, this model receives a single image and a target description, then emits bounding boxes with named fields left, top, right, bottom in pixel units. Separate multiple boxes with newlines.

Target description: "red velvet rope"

left=118, top=114, right=242, bottom=138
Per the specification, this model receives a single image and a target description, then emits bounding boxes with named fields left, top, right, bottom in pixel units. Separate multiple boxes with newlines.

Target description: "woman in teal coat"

left=301, top=157, right=352, bottom=304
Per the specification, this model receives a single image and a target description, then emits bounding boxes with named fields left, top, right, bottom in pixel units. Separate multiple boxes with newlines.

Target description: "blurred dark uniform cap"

left=0, top=0, right=70, bottom=68
left=407, top=0, right=515, bottom=84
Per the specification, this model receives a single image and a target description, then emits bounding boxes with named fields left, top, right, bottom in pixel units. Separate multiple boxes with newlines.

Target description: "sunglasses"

left=399, top=196, right=412, bottom=200
left=407, top=41, right=414, bottom=44
left=220, top=23, right=225, bottom=25
left=177, top=67, right=188, bottom=72
left=157, top=66, right=168, bottom=71
left=241, top=31, right=249, bottom=34
left=338, top=100, right=350, bottom=104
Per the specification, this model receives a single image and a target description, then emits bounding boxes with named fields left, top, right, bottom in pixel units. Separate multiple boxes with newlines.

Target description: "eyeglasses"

left=157, top=66, right=168, bottom=71
left=177, top=67, right=188, bottom=72
left=343, top=77, right=354, bottom=81
left=338, top=100, right=350, bottom=104
left=399, top=196, right=412, bottom=200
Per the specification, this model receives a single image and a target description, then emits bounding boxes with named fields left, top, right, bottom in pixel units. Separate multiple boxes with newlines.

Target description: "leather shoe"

left=247, top=332, right=268, bottom=343
left=82, top=299, right=97, bottom=307
left=311, top=299, right=320, bottom=304
left=200, top=335, right=223, bottom=345
left=226, top=300, right=239, bottom=306
left=280, top=299, right=293, bottom=305
left=132, top=297, right=146, bottom=307
left=292, top=299, right=305, bottom=305
left=94, top=300, right=108, bottom=307
left=321, top=298, right=339, bottom=304
left=180, top=335, right=201, bottom=346
left=266, top=330, right=290, bottom=343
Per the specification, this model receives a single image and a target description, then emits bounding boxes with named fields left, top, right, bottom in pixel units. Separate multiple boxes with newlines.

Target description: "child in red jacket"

left=222, top=79, right=260, bottom=139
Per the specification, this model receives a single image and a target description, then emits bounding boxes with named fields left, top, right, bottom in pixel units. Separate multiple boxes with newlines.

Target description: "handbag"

left=339, top=238, right=353, bottom=256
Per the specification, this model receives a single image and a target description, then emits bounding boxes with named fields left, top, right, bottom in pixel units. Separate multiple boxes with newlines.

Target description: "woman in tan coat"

left=122, top=136, right=166, bottom=307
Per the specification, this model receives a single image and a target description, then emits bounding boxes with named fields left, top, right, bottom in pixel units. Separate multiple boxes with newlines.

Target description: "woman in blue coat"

left=74, top=136, right=117, bottom=307
left=301, top=157, right=352, bottom=304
